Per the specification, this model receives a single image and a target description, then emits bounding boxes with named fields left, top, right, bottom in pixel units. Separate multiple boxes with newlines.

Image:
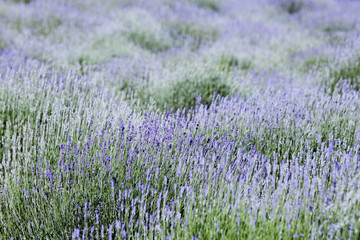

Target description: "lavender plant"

left=189, top=0, right=220, bottom=12
left=168, top=21, right=218, bottom=51
left=1, top=0, right=360, bottom=239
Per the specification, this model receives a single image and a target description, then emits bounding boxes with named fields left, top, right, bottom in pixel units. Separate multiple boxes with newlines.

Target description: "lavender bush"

left=0, top=0, right=360, bottom=239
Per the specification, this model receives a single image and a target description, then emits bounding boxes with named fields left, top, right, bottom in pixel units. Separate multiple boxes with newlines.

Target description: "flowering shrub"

left=329, top=58, right=360, bottom=94
left=157, top=70, right=232, bottom=112
left=0, top=0, right=360, bottom=239
left=169, top=21, right=218, bottom=51
left=127, top=31, right=171, bottom=53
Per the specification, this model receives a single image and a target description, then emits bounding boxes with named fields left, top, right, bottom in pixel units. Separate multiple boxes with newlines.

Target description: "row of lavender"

left=1, top=66, right=359, bottom=238
left=1, top=0, right=359, bottom=90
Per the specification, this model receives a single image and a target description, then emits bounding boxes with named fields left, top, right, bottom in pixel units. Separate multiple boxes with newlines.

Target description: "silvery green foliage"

left=1, top=0, right=360, bottom=239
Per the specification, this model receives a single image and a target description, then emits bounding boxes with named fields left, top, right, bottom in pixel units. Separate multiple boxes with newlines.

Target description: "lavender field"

left=0, top=0, right=360, bottom=239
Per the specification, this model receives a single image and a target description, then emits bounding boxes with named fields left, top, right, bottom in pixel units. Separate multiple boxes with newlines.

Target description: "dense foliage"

left=0, top=0, right=360, bottom=239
